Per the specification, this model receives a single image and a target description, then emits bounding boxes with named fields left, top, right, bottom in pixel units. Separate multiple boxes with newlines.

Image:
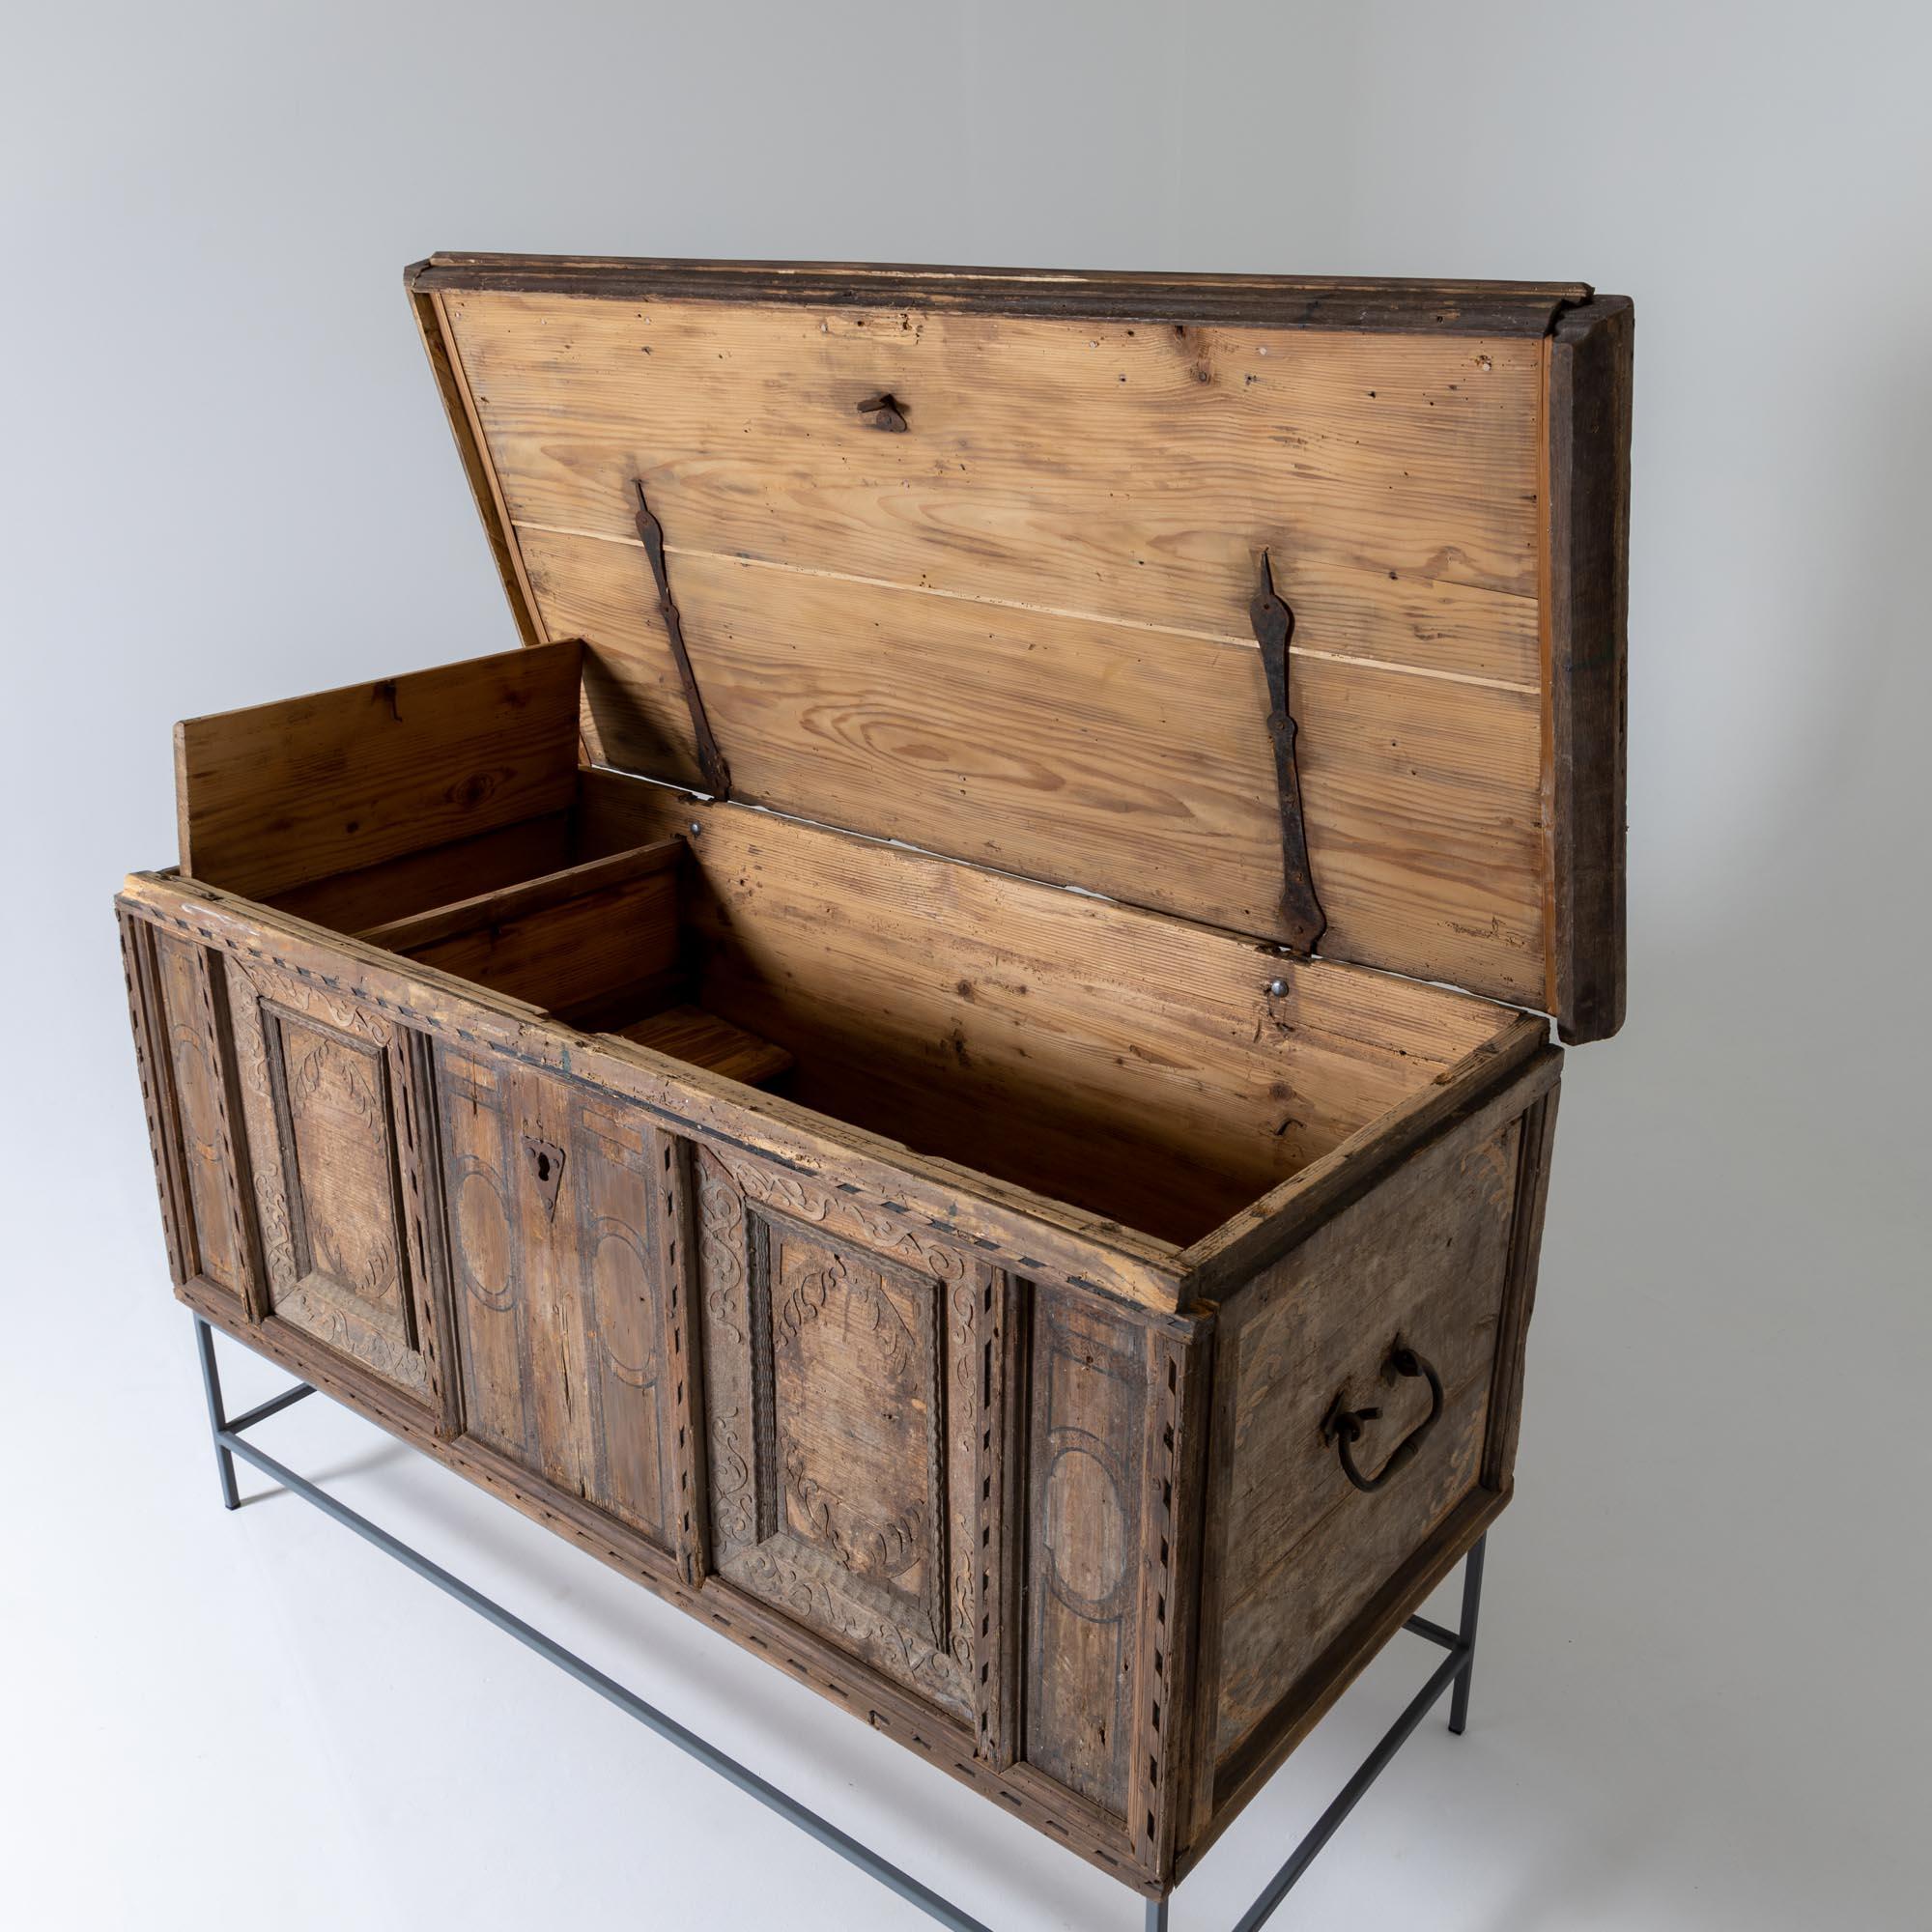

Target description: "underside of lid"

left=407, top=255, right=1631, bottom=1041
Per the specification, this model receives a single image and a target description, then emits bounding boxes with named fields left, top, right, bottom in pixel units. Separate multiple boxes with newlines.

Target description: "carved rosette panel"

left=437, top=1045, right=678, bottom=1550
left=224, top=957, right=432, bottom=1399
left=695, top=1148, right=1009, bottom=1731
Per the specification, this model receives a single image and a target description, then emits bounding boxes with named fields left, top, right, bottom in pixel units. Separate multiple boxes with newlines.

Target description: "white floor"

left=5, top=897, right=1925, bottom=1932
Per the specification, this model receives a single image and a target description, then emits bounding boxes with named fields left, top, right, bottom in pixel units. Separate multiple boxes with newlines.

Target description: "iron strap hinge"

left=1250, top=548, right=1325, bottom=954
left=631, top=478, right=733, bottom=799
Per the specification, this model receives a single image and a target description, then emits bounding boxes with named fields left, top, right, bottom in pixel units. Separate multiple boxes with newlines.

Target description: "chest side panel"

left=1188, top=1055, right=1559, bottom=1845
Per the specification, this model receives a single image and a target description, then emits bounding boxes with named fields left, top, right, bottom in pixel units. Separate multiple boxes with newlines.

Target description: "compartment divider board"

left=407, top=257, right=1629, bottom=1041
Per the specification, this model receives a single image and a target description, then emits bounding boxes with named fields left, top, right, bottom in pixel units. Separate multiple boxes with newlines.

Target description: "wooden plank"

left=175, top=640, right=583, bottom=901
left=409, top=255, right=1588, bottom=334
left=1546, top=297, right=1634, bottom=1042
left=150, top=930, right=254, bottom=1306
left=398, top=859, right=679, bottom=1013
left=268, top=811, right=576, bottom=933
left=1483, top=1083, right=1561, bottom=1490
left=1207, top=1108, right=1525, bottom=1772
left=528, top=531, right=1548, bottom=1002
left=359, top=836, right=682, bottom=951
left=118, top=913, right=194, bottom=1288
left=224, top=957, right=433, bottom=1399
left=444, top=295, right=1545, bottom=672
left=438, top=1046, right=681, bottom=1548
left=580, top=783, right=1513, bottom=1244
left=1023, top=1284, right=1150, bottom=1819
left=612, top=1005, right=792, bottom=1088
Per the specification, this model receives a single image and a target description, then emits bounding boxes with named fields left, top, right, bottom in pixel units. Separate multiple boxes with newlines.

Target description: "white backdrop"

left=4, top=4, right=1926, bottom=1927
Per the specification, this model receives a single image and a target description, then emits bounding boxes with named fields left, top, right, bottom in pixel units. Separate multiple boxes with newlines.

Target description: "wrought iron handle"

left=1321, top=1341, right=1444, bottom=1494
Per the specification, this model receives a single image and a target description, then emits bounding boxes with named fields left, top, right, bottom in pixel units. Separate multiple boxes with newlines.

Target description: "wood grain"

left=395, top=854, right=680, bottom=1014
left=175, top=640, right=582, bottom=900
left=1208, top=1111, right=1522, bottom=1767
left=582, top=783, right=1515, bottom=1244
left=612, top=1005, right=792, bottom=1088
left=439, top=1045, right=683, bottom=1547
left=528, top=533, right=1547, bottom=1000
left=359, top=836, right=681, bottom=952
left=223, top=956, right=438, bottom=1402
left=432, top=289, right=1565, bottom=1006
left=268, top=811, right=577, bottom=934
left=1024, top=1283, right=1150, bottom=1818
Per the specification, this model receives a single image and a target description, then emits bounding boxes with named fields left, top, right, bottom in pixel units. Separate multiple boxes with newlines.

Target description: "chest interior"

left=181, top=644, right=1520, bottom=1253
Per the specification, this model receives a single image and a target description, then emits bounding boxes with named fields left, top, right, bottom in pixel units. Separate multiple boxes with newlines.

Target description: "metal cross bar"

left=190, top=1314, right=1486, bottom=1932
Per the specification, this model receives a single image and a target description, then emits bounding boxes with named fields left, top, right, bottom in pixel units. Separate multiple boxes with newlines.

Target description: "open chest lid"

left=408, top=255, right=1631, bottom=1042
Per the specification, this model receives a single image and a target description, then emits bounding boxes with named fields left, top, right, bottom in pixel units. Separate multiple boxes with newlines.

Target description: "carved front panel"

left=224, top=959, right=435, bottom=1400
left=1023, top=1285, right=1151, bottom=1823
left=150, top=931, right=251, bottom=1304
left=438, top=1046, right=679, bottom=1548
left=696, top=1148, right=1009, bottom=1734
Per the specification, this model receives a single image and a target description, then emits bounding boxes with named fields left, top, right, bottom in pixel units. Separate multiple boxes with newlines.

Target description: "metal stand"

left=194, top=1315, right=1487, bottom=1932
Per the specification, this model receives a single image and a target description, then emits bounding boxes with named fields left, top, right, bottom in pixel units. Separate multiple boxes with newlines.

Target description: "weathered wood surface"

left=176, top=640, right=582, bottom=901
left=434, top=289, right=1559, bottom=1009
left=270, top=811, right=578, bottom=933
left=1180, top=1049, right=1558, bottom=1861
left=1209, top=1112, right=1522, bottom=1766
left=1174, top=1013, right=1550, bottom=1296
left=358, top=835, right=680, bottom=951
left=388, top=849, right=680, bottom=1015
left=582, top=780, right=1514, bottom=1246
left=612, top=1005, right=792, bottom=1088
left=176, top=1271, right=1181, bottom=1893
left=1547, top=297, right=1634, bottom=1042
left=410, top=255, right=1590, bottom=334
left=695, top=1146, right=1005, bottom=1724
left=223, top=953, right=443, bottom=1404
left=438, top=1045, right=689, bottom=1548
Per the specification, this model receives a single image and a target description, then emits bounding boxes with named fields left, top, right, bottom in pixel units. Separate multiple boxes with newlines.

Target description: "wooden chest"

left=118, top=257, right=1631, bottom=1900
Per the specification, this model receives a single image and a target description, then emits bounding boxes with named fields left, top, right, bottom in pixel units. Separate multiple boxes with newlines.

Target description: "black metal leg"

left=1223, top=1534, right=1491, bottom=1932
left=1145, top=1899, right=1170, bottom=1932
left=192, top=1316, right=241, bottom=1511
left=1448, top=1532, right=1487, bottom=1736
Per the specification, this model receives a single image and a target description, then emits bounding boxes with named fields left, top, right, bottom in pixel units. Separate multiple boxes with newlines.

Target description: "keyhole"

left=534, top=1151, right=552, bottom=1181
